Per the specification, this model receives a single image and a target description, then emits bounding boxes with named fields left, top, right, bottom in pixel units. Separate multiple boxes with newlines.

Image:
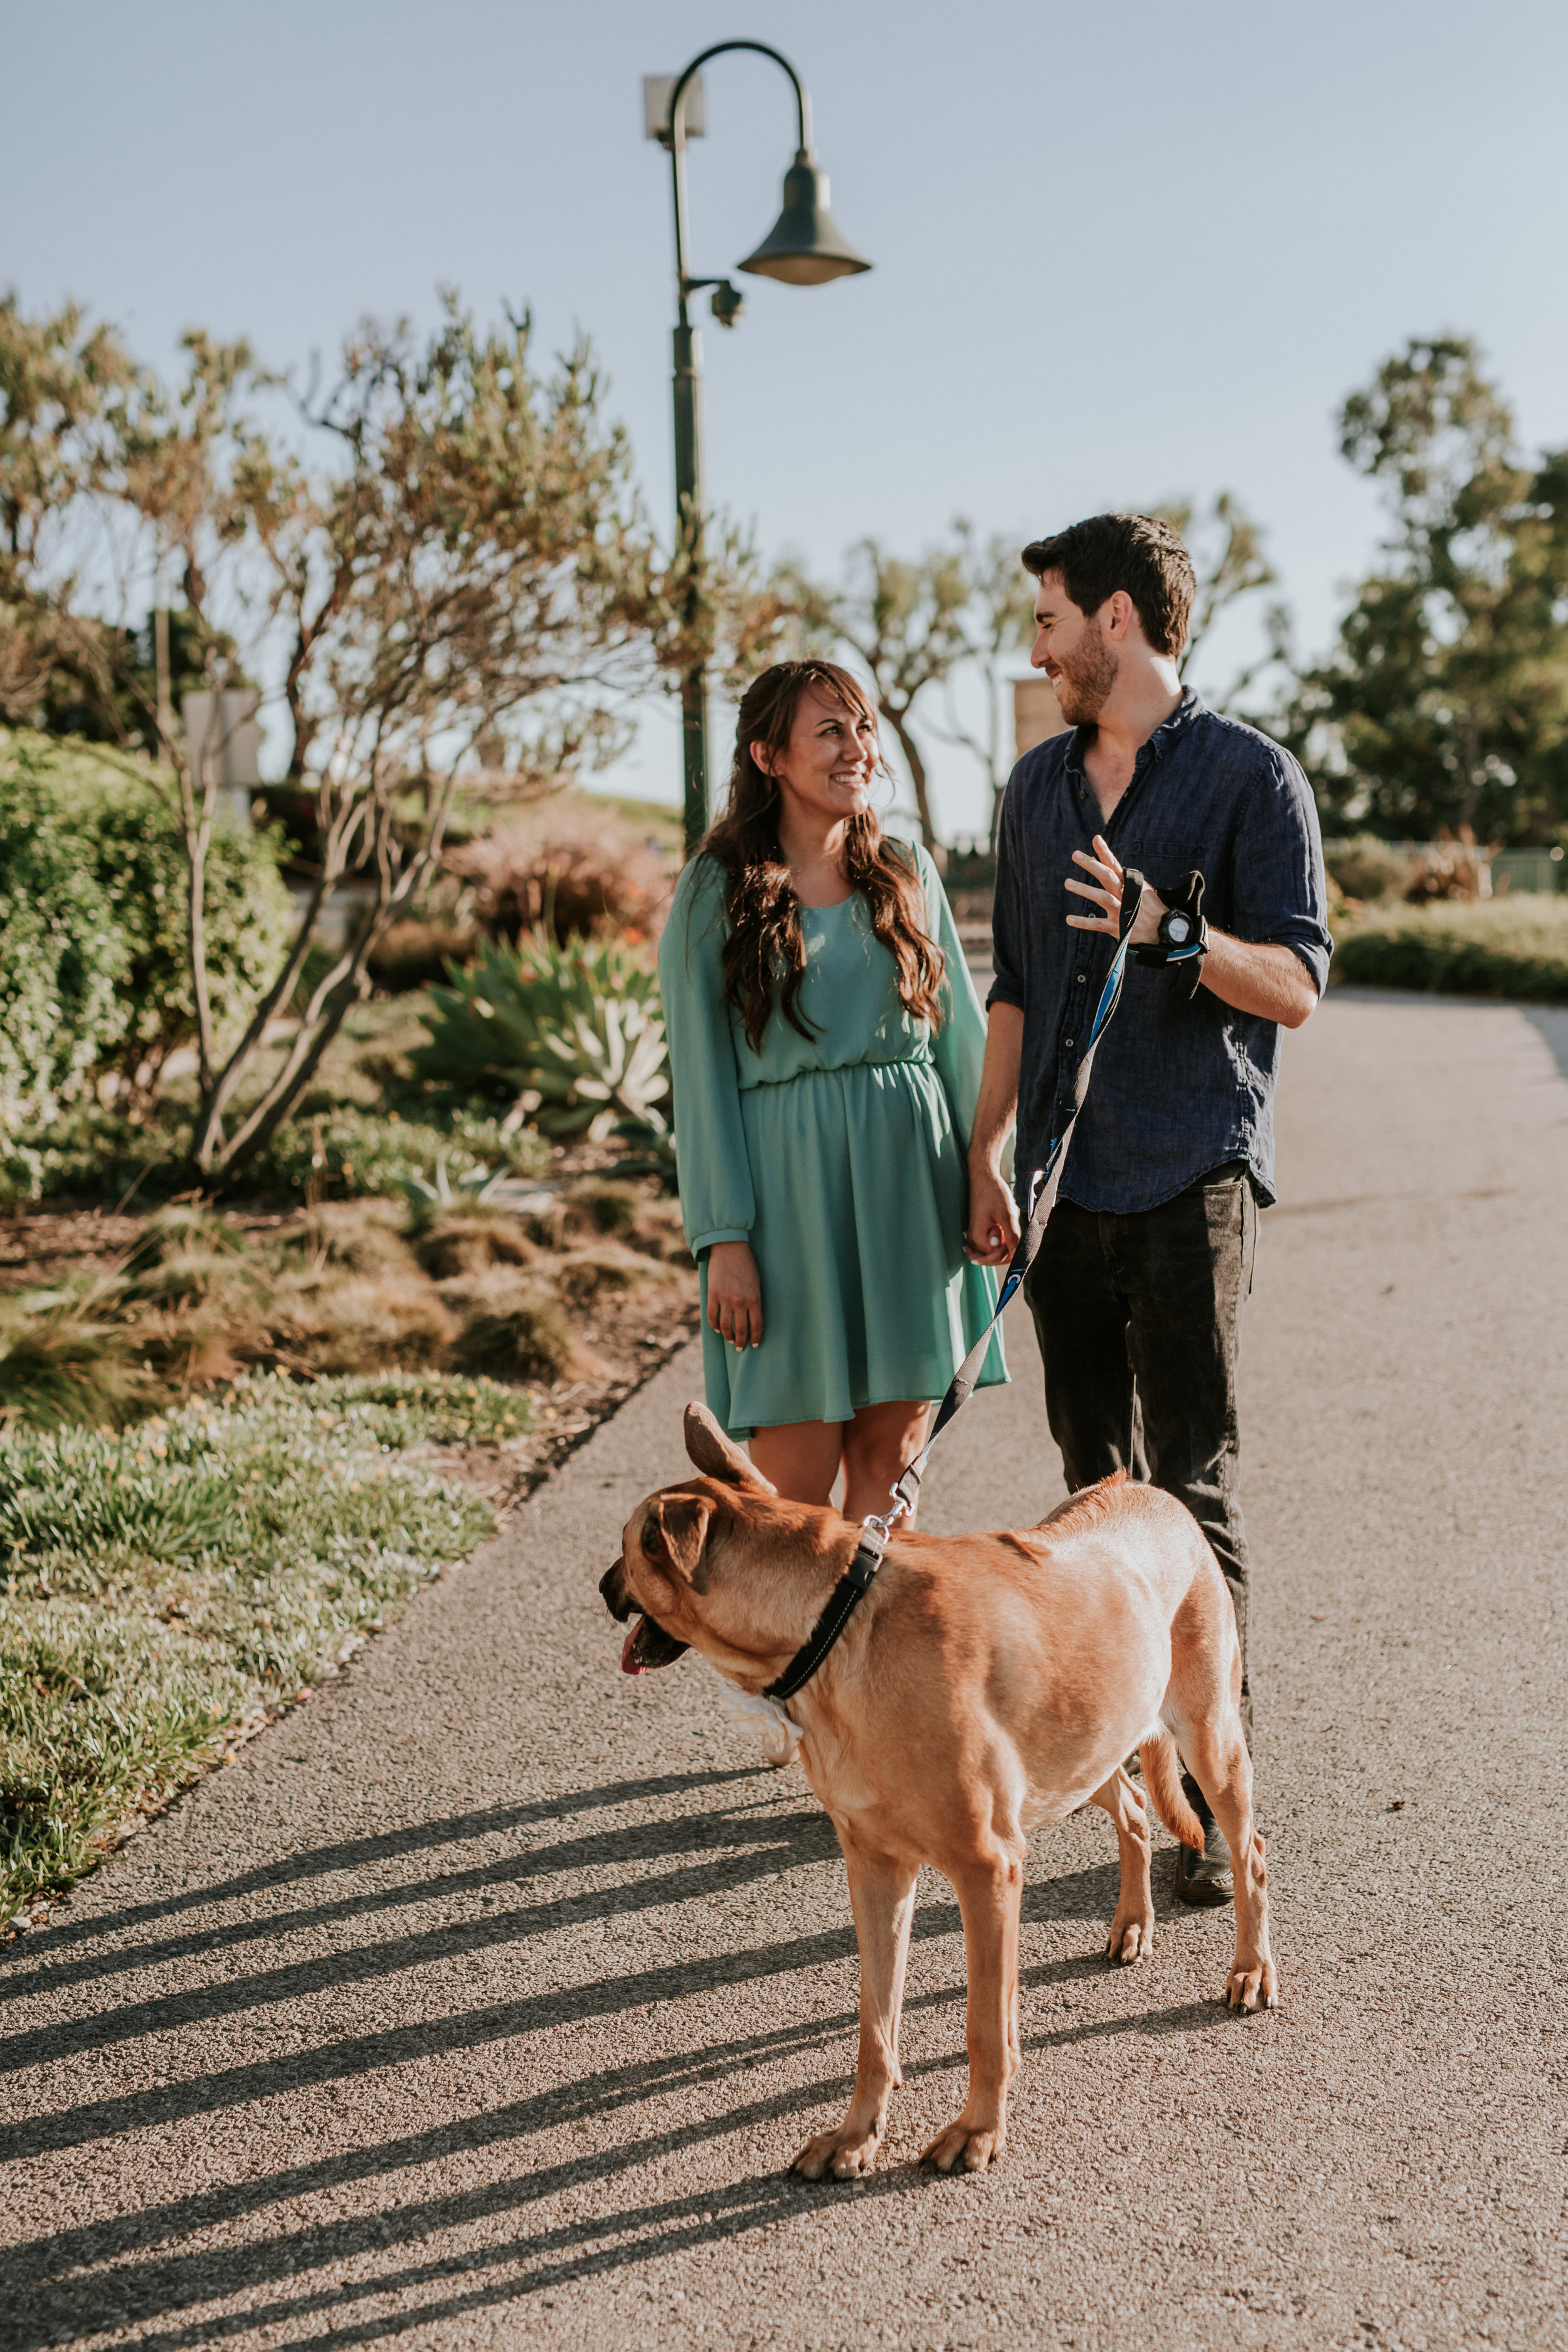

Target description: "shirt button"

left=1075, top=972, right=1086, bottom=983
left=1063, top=1036, right=1075, bottom=1048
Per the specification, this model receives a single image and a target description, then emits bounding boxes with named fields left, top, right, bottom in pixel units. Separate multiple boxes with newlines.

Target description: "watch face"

left=1166, top=913, right=1191, bottom=943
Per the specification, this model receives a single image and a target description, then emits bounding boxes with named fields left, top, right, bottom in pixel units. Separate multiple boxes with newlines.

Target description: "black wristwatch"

left=1134, top=868, right=1209, bottom=983
left=1157, top=906, right=1207, bottom=961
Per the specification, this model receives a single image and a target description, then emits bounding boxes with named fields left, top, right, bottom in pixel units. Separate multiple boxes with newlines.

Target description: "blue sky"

left=6, top=0, right=1566, bottom=834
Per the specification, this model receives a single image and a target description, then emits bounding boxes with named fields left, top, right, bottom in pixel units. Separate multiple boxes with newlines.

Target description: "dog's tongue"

left=620, top=1619, right=645, bottom=1676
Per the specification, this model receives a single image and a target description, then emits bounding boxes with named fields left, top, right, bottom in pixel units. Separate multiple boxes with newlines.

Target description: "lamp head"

left=738, top=155, right=872, bottom=287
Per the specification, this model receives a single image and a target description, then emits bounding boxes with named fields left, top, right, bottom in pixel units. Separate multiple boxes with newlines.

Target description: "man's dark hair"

left=1021, top=513, right=1195, bottom=657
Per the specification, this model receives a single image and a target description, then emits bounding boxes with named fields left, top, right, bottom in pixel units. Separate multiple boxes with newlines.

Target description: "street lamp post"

left=650, top=40, right=871, bottom=854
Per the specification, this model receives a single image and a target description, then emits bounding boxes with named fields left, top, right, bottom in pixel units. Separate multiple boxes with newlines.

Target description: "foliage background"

left=0, top=729, right=291, bottom=1138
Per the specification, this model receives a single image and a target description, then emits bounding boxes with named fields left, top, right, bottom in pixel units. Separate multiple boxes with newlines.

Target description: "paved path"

left=4, top=992, right=1566, bottom=2352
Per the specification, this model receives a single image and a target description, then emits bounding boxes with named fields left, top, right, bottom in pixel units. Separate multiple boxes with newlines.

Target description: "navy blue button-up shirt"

left=988, top=691, right=1331, bottom=1212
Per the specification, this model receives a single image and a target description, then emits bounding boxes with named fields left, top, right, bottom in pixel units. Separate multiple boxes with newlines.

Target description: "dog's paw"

left=790, top=2127, right=879, bottom=2181
left=919, top=2119, right=1005, bottom=2174
left=1104, top=1914, right=1154, bottom=1965
left=1224, top=1954, right=1279, bottom=2012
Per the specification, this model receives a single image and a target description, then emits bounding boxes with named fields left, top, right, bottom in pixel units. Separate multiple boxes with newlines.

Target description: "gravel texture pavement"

left=3, top=988, right=1565, bottom=2352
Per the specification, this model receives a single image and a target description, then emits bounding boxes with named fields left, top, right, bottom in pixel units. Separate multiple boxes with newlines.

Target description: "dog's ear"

left=683, top=1401, right=776, bottom=1494
left=642, top=1491, right=719, bottom=1587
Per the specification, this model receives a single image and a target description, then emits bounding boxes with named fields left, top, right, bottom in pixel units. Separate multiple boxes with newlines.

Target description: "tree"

left=2, top=289, right=679, bottom=1180
left=1278, top=336, right=1568, bottom=844
left=926, top=524, right=1037, bottom=849
left=166, top=301, right=662, bottom=1178
left=1160, top=492, right=1283, bottom=700
left=780, top=534, right=989, bottom=849
left=0, top=292, right=142, bottom=728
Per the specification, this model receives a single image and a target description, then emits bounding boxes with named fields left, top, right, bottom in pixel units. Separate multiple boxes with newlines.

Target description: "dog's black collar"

left=761, top=1526, right=887, bottom=1703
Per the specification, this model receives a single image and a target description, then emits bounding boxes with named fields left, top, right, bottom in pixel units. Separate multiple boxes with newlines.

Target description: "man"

left=965, top=511, right=1330, bottom=1905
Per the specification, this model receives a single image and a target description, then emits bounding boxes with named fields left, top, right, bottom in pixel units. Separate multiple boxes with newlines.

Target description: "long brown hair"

left=697, top=661, right=946, bottom=1054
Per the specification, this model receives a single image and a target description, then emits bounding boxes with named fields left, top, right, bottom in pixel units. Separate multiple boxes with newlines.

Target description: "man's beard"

left=1052, top=630, right=1119, bottom=725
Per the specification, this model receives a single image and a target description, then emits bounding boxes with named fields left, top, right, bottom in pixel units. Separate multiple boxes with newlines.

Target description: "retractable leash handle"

left=1134, top=867, right=1209, bottom=1000
left=887, top=871, right=1147, bottom=1528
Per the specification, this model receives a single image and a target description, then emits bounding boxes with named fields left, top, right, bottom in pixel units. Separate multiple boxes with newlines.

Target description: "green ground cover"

left=0, top=1370, right=521, bottom=1921
left=1332, top=897, right=1568, bottom=1002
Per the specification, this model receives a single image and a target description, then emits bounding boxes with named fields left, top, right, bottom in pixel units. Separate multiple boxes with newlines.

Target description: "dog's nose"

left=600, top=1559, right=633, bottom=1621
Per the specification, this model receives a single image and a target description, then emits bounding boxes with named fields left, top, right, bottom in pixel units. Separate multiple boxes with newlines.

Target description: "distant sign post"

left=1013, top=675, right=1067, bottom=760
left=181, top=691, right=262, bottom=830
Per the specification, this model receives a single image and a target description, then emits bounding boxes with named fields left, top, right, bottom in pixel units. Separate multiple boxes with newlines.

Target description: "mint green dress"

left=659, top=843, right=1007, bottom=1438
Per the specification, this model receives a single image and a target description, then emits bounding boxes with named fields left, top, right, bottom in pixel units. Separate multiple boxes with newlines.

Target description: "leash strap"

left=889, top=871, right=1147, bottom=1522
left=762, top=1525, right=887, bottom=1702
left=756, top=872, right=1147, bottom=1708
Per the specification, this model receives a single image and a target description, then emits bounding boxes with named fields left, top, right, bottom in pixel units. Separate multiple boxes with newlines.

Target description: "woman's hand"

left=706, top=1241, right=764, bottom=1350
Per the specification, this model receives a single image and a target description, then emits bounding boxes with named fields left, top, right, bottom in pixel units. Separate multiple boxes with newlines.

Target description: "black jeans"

left=1024, top=1163, right=1256, bottom=1735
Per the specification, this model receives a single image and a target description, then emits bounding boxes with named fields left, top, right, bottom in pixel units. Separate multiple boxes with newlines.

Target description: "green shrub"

left=0, top=1099, right=546, bottom=1210
left=0, top=728, right=293, bottom=1123
left=0, top=743, right=128, bottom=1131
left=245, top=1103, right=546, bottom=1200
left=413, top=931, right=669, bottom=1140
left=1332, top=898, right=1568, bottom=1002
left=0, top=1103, right=184, bottom=1209
left=1323, top=835, right=1416, bottom=904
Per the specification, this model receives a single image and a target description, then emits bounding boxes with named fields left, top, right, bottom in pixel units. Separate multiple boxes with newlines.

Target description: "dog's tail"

left=1137, top=1724, right=1204, bottom=1851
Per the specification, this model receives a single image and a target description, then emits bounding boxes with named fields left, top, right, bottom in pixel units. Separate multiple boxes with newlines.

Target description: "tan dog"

left=600, top=1402, right=1276, bottom=2178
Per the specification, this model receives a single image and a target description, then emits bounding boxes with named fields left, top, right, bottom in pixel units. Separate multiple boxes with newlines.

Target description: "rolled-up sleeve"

left=1230, top=749, right=1333, bottom=995
left=657, top=859, right=756, bottom=1255
left=987, top=766, right=1026, bottom=1014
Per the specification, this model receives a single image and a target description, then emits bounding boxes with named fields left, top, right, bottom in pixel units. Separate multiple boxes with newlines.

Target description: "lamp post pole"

left=659, top=40, right=868, bottom=855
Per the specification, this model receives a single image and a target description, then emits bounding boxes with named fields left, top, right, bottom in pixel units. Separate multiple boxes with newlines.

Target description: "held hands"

left=1066, top=834, right=1165, bottom=946
left=707, top=1240, right=763, bottom=1350
left=960, top=837, right=1162, bottom=1276
left=963, top=1164, right=1020, bottom=1269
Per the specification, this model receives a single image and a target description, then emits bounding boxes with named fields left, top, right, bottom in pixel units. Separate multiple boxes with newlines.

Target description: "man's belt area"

left=1127, top=867, right=1209, bottom=1000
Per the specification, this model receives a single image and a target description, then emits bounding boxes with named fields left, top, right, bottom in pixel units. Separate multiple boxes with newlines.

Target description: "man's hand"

left=965, top=1163, right=1021, bottom=1268
left=1065, top=829, right=1319, bottom=1028
left=1065, top=833, right=1165, bottom=945
left=707, top=1241, right=763, bottom=1349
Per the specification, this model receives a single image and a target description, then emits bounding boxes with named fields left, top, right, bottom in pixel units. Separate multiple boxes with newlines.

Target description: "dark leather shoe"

left=1172, top=1774, right=1234, bottom=1909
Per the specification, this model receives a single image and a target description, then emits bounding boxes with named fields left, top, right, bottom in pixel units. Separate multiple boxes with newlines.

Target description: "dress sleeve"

left=657, top=857, right=757, bottom=1256
left=914, top=844, right=989, bottom=1147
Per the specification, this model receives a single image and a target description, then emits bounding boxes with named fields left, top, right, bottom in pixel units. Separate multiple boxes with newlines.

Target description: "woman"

left=659, top=660, right=1005, bottom=1522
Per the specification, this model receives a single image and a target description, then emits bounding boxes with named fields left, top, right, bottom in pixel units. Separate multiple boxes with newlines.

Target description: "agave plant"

left=395, top=1155, right=514, bottom=1213
left=413, top=933, right=670, bottom=1142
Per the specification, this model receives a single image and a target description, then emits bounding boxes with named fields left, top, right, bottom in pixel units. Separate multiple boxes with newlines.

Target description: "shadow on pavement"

left=1, top=1769, right=761, bottom=1971
left=1523, top=1003, right=1568, bottom=1082
left=4, top=1738, right=1230, bottom=2349
left=0, top=1803, right=841, bottom=2075
left=1, top=1848, right=1139, bottom=2169
left=4, top=1972, right=1228, bottom=2351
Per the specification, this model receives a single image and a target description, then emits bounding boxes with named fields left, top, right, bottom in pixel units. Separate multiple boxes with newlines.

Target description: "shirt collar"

left=1062, top=686, right=1204, bottom=779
